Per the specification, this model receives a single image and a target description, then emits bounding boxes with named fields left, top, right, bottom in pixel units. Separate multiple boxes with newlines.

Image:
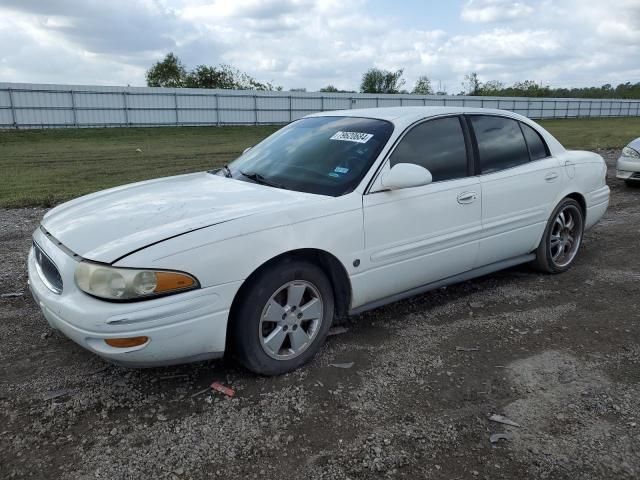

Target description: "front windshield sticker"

left=334, top=166, right=349, bottom=174
left=330, top=131, right=374, bottom=143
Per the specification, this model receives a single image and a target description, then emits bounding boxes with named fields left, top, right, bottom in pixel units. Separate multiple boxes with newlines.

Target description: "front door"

left=352, top=116, right=482, bottom=307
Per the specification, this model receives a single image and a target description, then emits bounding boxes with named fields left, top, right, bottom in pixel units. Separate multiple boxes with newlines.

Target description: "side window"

left=520, top=122, right=549, bottom=160
left=389, top=117, right=468, bottom=182
left=470, top=116, right=530, bottom=174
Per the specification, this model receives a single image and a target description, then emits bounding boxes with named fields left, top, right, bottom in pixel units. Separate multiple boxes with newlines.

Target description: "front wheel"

left=532, top=198, right=584, bottom=273
left=231, top=259, right=334, bottom=375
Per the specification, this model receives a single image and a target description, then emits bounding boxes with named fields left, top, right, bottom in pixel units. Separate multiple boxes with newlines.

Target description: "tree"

left=412, top=75, right=433, bottom=95
left=320, top=85, right=339, bottom=92
left=184, top=65, right=236, bottom=89
left=360, top=68, right=406, bottom=94
left=184, top=64, right=278, bottom=90
left=477, top=80, right=504, bottom=96
left=463, top=72, right=480, bottom=96
left=146, top=53, right=187, bottom=88
left=146, top=53, right=280, bottom=91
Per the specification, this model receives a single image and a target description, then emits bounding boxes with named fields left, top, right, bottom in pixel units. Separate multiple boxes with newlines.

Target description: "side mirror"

left=381, top=163, right=433, bottom=190
left=242, top=146, right=252, bottom=155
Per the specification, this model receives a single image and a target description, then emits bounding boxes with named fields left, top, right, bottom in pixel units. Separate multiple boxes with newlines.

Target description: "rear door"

left=468, top=115, right=562, bottom=265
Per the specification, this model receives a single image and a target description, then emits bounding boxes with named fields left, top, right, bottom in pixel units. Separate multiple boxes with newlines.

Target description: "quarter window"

left=470, top=116, right=530, bottom=174
left=389, top=117, right=468, bottom=182
left=520, top=122, right=549, bottom=160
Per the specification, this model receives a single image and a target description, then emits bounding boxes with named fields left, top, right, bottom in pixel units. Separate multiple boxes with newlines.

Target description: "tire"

left=625, top=179, right=640, bottom=188
left=230, top=259, right=334, bottom=375
left=532, top=198, right=584, bottom=274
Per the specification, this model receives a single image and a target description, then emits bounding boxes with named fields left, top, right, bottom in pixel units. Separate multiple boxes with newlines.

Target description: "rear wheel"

left=532, top=198, right=584, bottom=273
left=231, top=259, right=334, bottom=375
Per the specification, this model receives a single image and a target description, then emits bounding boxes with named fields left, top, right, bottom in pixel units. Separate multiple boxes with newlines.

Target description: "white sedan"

left=28, top=107, right=610, bottom=375
left=616, top=137, right=640, bottom=185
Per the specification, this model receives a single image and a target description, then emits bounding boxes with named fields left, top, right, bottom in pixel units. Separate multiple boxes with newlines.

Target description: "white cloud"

left=461, top=0, right=534, bottom=23
left=0, top=0, right=638, bottom=92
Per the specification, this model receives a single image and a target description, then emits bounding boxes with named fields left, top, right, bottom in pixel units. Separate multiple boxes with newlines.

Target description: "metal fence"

left=1, top=82, right=639, bottom=129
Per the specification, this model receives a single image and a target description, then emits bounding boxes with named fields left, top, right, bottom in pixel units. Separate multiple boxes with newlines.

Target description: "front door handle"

left=545, top=172, right=559, bottom=182
left=457, top=191, right=477, bottom=204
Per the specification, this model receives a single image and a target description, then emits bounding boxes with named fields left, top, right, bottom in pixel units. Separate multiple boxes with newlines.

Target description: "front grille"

left=33, top=241, right=63, bottom=294
left=631, top=173, right=640, bottom=179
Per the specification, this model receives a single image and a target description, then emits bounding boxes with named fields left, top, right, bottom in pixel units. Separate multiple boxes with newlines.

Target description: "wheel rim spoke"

left=299, top=297, right=321, bottom=321
left=264, top=326, right=287, bottom=355
left=565, top=215, right=574, bottom=231
left=263, top=299, right=286, bottom=323
left=286, top=283, right=306, bottom=308
left=289, top=327, right=310, bottom=351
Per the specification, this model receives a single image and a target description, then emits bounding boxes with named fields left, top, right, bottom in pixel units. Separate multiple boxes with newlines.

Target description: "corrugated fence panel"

left=1, top=82, right=639, bottom=129
left=76, top=109, right=126, bottom=126
left=0, top=89, right=11, bottom=107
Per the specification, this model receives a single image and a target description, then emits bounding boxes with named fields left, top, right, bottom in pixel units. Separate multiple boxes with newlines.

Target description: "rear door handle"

left=545, top=172, right=559, bottom=182
left=457, top=191, right=477, bottom=204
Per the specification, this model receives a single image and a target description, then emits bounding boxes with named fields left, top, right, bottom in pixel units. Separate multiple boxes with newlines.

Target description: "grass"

left=538, top=117, right=640, bottom=150
left=0, top=126, right=279, bottom=208
left=1, top=117, right=638, bottom=208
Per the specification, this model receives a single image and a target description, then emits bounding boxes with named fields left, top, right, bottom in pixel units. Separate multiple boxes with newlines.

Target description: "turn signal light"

left=105, top=336, right=149, bottom=348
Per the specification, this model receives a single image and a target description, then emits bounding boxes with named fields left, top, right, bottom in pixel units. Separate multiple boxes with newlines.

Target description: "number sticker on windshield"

left=330, top=131, right=373, bottom=143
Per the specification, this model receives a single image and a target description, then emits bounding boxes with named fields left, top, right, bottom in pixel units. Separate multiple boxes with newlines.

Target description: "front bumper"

left=28, top=228, right=241, bottom=367
left=616, top=156, right=640, bottom=180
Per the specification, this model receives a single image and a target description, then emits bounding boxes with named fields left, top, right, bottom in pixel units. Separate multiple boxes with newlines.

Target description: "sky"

left=0, top=0, right=638, bottom=92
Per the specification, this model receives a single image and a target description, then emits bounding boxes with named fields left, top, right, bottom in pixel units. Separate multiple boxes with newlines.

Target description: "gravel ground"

left=1, top=151, right=639, bottom=479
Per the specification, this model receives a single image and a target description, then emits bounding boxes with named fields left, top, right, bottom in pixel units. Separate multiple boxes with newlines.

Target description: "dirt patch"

left=1, top=151, right=639, bottom=479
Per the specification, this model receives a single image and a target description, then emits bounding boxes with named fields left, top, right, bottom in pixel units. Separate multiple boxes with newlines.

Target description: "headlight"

left=622, top=146, right=640, bottom=159
left=74, top=262, right=199, bottom=301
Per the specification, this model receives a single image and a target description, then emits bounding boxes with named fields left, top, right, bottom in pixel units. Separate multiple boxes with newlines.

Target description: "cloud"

left=0, top=0, right=637, bottom=92
left=461, top=0, right=534, bottom=23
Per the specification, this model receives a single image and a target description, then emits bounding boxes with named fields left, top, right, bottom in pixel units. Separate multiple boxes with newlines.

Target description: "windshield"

left=223, top=116, right=394, bottom=196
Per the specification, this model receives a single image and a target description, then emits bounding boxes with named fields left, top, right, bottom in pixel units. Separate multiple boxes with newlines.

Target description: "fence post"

left=254, top=94, right=258, bottom=125
left=321, top=95, right=324, bottom=112
left=174, top=92, right=179, bottom=125
left=122, top=91, right=129, bottom=125
left=289, top=95, right=292, bottom=122
left=70, top=90, right=78, bottom=127
left=8, top=87, right=17, bottom=129
left=215, top=93, right=220, bottom=126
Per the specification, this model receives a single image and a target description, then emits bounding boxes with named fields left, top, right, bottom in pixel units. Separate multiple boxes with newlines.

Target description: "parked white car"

left=616, top=137, right=640, bottom=185
left=28, top=107, right=610, bottom=375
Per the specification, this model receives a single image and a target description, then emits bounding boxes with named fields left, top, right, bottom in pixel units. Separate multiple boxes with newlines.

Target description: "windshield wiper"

left=221, top=164, right=232, bottom=178
left=239, top=170, right=285, bottom=189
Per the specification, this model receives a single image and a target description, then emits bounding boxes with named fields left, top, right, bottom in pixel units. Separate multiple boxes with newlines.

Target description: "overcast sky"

left=0, top=0, right=638, bottom=92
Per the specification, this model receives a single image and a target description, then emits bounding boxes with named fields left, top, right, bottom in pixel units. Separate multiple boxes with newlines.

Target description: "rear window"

left=470, top=115, right=530, bottom=174
left=520, top=123, right=549, bottom=160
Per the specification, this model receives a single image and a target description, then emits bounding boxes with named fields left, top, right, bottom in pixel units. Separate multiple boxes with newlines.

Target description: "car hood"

left=41, top=172, right=323, bottom=263
left=627, top=137, right=640, bottom=152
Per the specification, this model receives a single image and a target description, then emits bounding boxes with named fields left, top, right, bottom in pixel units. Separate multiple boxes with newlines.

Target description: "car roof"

left=306, top=105, right=566, bottom=154
left=307, top=106, right=527, bottom=128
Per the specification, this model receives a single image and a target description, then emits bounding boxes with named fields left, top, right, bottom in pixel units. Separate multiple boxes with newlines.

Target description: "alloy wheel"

left=549, top=204, right=583, bottom=268
left=258, top=280, right=324, bottom=360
